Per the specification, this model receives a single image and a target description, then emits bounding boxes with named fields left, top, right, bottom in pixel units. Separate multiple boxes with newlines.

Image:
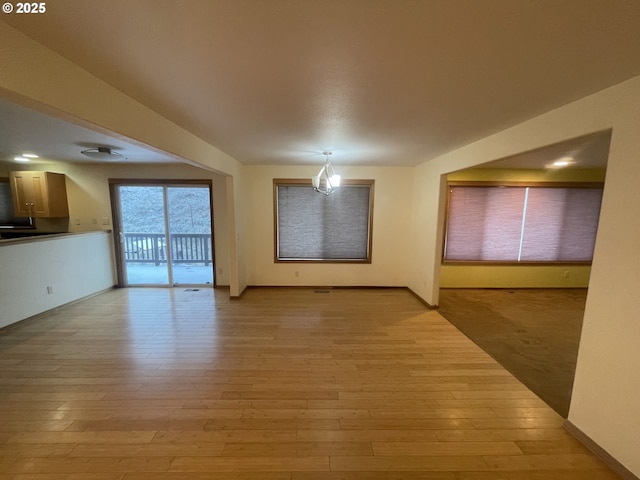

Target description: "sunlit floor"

left=0, top=287, right=619, bottom=478
left=124, top=262, right=214, bottom=285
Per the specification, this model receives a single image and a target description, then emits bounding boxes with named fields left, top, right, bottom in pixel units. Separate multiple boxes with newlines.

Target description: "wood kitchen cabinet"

left=10, top=171, right=69, bottom=217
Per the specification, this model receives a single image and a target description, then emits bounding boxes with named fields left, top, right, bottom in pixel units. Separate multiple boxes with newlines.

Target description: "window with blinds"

left=444, top=184, right=603, bottom=263
left=274, top=179, right=374, bottom=262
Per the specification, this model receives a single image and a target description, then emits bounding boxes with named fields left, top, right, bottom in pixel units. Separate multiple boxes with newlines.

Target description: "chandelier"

left=311, top=151, right=341, bottom=195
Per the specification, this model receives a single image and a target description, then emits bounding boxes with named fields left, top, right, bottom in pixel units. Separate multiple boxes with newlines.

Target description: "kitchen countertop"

left=0, top=230, right=111, bottom=246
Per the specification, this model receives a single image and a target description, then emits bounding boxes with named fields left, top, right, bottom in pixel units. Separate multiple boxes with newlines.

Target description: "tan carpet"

left=437, top=288, right=587, bottom=417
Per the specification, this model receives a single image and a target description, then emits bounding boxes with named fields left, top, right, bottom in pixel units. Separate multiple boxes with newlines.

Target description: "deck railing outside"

left=123, top=232, right=212, bottom=266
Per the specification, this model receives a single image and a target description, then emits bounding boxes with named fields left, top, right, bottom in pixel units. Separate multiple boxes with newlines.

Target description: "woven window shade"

left=521, top=187, right=603, bottom=261
left=445, top=186, right=524, bottom=261
left=276, top=184, right=371, bottom=261
left=445, top=185, right=602, bottom=262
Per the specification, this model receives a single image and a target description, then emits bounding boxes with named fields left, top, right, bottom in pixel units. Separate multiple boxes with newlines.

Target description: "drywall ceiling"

left=0, top=99, right=179, bottom=164
left=478, top=130, right=612, bottom=170
left=3, top=0, right=640, bottom=168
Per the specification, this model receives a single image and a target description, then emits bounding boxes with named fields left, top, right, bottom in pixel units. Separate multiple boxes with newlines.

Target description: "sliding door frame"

left=109, top=178, right=216, bottom=288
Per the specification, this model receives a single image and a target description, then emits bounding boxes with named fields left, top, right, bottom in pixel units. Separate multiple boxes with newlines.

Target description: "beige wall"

left=2, top=16, right=640, bottom=476
left=245, top=165, right=412, bottom=287
left=447, top=167, right=607, bottom=183
left=408, top=76, right=640, bottom=476
left=0, top=161, right=231, bottom=286
left=440, top=265, right=593, bottom=289
left=226, top=172, right=249, bottom=296
left=440, top=167, right=606, bottom=288
left=0, top=22, right=246, bottom=294
left=0, top=22, right=241, bottom=178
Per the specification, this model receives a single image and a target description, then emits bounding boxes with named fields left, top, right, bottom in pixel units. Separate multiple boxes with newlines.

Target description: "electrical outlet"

left=563, top=270, right=570, bottom=278
left=295, top=271, right=299, bottom=277
left=46, top=286, right=54, bottom=294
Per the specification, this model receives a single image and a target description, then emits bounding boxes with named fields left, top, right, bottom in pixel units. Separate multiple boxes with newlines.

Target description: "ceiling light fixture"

left=22, top=153, right=39, bottom=158
left=14, top=156, right=30, bottom=163
left=80, top=147, right=126, bottom=161
left=549, top=156, right=575, bottom=168
left=311, top=151, right=341, bottom=195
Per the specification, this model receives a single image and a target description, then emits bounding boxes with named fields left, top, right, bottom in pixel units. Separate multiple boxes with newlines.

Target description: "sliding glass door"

left=118, top=185, right=169, bottom=285
left=112, top=182, right=214, bottom=287
left=167, top=186, right=214, bottom=285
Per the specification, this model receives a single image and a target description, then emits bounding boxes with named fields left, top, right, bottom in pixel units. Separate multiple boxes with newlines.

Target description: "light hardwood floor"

left=0, top=287, right=619, bottom=479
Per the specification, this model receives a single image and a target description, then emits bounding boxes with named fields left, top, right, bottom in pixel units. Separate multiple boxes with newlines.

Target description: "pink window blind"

left=444, top=185, right=603, bottom=262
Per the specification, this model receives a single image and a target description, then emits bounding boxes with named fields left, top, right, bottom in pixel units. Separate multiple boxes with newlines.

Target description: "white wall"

left=409, top=75, right=640, bottom=476
left=245, top=165, right=412, bottom=287
left=0, top=231, right=115, bottom=328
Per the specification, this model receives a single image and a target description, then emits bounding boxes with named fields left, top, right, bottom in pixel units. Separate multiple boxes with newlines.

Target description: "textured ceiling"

left=0, top=99, right=180, bottom=164
left=3, top=0, right=640, bottom=167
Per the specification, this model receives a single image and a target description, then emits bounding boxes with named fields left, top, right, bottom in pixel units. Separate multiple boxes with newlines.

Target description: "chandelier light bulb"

left=311, top=151, right=340, bottom=195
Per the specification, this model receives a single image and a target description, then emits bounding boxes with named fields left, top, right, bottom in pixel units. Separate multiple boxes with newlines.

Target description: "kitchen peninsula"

left=0, top=230, right=116, bottom=329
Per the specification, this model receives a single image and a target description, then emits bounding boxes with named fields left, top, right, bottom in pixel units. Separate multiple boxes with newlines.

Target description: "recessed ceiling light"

left=14, top=156, right=30, bottom=162
left=548, top=157, right=575, bottom=168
